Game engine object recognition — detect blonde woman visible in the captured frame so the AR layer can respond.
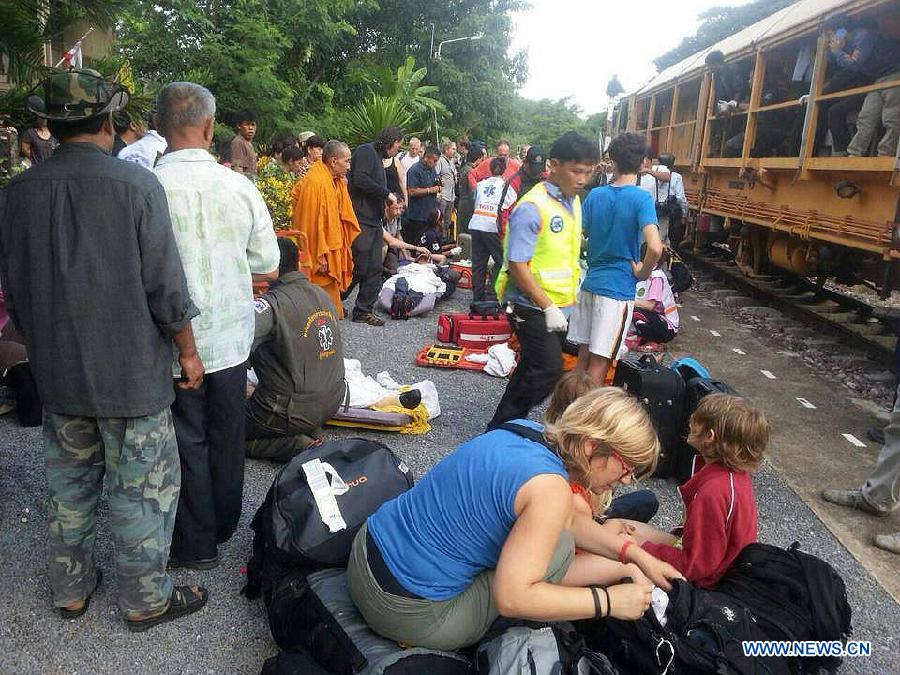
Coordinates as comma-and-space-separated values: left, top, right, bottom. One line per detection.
347, 387, 685, 651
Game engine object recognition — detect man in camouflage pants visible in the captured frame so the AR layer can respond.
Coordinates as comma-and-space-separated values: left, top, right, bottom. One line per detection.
0, 69, 209, 630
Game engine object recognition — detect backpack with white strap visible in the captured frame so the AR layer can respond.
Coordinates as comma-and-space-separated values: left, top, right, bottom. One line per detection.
244, 438, 414, 602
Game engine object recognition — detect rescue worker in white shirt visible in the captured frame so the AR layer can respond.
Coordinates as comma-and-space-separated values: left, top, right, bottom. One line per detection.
638, 153, 688, 246
470, 157, 516, 302
486, 132, 600, 430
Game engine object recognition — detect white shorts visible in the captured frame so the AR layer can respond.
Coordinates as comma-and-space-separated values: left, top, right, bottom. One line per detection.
567, 291, 634, 360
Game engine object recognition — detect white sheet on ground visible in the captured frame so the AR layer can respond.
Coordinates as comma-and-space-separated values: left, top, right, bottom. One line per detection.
381, 262, 447, 296
344, 359, 441, 419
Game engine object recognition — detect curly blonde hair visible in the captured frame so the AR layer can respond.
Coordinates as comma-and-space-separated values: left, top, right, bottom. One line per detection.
544, 387, 660, 512
690, 394, 769, 472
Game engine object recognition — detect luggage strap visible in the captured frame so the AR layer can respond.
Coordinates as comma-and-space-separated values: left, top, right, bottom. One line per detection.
498, 422, 559, 457
301, 458, 350, 533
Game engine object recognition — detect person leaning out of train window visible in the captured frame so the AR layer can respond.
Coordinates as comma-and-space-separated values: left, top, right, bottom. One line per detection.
705, 50, 750, 116
810, 15, 898, 156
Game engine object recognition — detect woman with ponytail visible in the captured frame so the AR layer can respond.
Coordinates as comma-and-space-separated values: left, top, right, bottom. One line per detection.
347, 387, 685, 651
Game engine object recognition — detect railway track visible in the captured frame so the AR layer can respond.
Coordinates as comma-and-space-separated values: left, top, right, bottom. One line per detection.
680, 248, 897, 366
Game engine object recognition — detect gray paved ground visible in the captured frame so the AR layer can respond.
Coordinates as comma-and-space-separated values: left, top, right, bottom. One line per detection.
1, 286, 898, 674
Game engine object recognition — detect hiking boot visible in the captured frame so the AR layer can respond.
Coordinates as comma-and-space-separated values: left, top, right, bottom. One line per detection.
352, 312, 385, 327
821, 488, 888, 516
873, 532, 900, 554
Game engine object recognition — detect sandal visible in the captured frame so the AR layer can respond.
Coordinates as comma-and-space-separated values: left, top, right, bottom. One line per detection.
125, 585, 208, 633
59, 569, 103, 620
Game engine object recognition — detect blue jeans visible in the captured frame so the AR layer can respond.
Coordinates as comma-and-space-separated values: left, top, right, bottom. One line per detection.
606, 489, 659, 523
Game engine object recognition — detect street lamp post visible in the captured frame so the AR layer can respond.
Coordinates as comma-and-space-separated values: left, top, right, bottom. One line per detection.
428, 25, 484, 142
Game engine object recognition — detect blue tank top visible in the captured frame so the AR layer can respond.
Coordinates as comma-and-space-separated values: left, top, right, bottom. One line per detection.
368, 420, 568, 600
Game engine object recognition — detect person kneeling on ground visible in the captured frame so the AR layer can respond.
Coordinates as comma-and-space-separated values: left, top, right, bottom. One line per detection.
416, 208, 462, 265
545, 371, 659, 528
624, 395, 769, 588
631, 246, 679, 344
347, 387, 684, 651
246, 238, 346, 462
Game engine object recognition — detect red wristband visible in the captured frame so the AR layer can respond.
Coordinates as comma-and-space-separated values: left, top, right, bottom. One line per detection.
619, 540, 634, 564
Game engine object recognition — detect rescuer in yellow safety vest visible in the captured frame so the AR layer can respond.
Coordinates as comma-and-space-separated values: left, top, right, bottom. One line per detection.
486, 131, 600, 430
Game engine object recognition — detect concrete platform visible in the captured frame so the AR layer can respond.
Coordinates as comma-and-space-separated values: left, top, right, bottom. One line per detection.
674, 287, 900, 602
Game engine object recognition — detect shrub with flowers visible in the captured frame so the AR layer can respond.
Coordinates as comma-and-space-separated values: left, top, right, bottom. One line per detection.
256, 156, 295, 230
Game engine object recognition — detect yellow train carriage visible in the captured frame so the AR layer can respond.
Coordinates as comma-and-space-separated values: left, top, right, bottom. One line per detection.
618, 0, 900, 294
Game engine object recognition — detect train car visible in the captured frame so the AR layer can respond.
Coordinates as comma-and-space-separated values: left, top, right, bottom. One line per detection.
619, 0, 900, 296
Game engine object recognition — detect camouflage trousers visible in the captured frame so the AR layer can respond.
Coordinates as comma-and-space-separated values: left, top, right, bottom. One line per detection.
43, 408, 180, 617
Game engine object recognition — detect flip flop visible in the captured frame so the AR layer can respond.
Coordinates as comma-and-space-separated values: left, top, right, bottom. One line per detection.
125, 585, 208, 633
59, 569, 103, 619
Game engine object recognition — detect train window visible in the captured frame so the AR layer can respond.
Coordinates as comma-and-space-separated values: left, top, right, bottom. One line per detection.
810, 5, 900, 159
635, 98, 650, 132
704, 55, 755, 160
675, 78, 701, 124
652, 90, 674, 129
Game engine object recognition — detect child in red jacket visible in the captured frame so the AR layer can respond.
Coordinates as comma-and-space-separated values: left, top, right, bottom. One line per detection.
626, 394, 770, 588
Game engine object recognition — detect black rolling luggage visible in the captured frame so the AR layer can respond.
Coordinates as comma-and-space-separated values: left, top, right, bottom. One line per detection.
613, 355, 685, 479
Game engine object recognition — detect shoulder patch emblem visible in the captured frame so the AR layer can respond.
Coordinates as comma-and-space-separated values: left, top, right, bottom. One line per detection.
549, 215, 564, 233
253, 298, 271, 314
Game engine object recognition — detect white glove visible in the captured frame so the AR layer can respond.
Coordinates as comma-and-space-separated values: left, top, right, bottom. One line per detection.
727, 100, 738, 109
450, 246, 462, 257
716, 100, 730, 115
542, 304, 568, 332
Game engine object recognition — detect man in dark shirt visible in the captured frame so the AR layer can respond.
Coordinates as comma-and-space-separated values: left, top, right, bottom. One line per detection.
0, 69, 208, 630
404, 145, 441, 246
348, 126, 402, 326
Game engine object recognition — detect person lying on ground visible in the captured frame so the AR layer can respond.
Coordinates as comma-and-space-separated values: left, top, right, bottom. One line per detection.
247, 238, 346, 462
347, 387, 684, 651
631, 246, 679, 344
624, 394, 769, 588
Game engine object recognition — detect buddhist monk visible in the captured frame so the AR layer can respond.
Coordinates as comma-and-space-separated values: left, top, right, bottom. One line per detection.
291, 140, 360, 317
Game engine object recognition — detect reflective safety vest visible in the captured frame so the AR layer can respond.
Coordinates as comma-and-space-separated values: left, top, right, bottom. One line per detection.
495, 182, 582, 308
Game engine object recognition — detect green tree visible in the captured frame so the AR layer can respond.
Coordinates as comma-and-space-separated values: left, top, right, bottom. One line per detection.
0, 0, 127, 84
654, 0, 796, 71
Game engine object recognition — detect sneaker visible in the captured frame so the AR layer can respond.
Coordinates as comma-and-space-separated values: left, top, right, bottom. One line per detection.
352, 312, 385, 327
821, 488, 888, 516
873, 532, 900, 554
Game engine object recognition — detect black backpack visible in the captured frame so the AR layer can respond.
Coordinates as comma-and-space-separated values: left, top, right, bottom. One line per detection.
580, 579, 791, 675
474, 618, 619, 674
667, 249, 693, 294
245, 438, 414, 601
268, 568, 472, 674
714, 542, 853, 674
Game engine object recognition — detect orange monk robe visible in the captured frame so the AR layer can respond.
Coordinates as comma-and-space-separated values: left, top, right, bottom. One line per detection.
291, 160, 361, 318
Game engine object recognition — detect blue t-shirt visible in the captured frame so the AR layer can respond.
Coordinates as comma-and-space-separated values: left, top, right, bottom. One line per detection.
581, 184, 657, 301
406, 161, 438, 221
368, 420, 568, 600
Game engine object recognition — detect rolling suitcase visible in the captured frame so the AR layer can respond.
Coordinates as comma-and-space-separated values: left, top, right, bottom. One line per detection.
613, 355, 685, 479
671, 377, 738, 483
